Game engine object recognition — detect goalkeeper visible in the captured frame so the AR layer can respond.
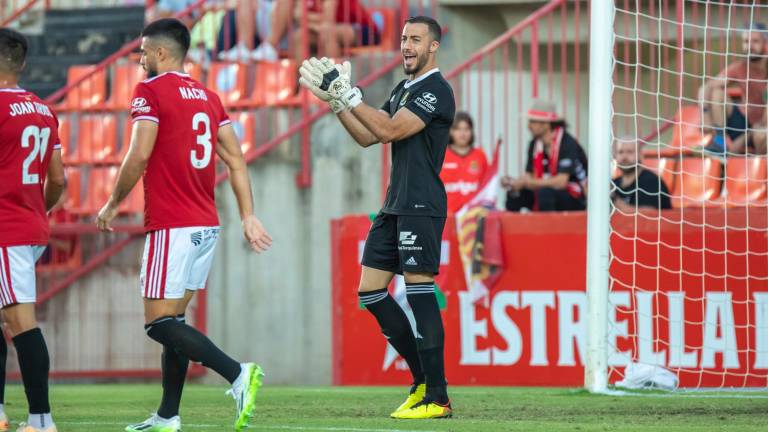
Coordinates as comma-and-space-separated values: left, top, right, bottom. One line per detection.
299, 16, 455, 419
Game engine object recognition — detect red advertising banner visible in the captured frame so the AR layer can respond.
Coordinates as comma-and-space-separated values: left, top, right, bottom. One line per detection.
331, 209, 768, 387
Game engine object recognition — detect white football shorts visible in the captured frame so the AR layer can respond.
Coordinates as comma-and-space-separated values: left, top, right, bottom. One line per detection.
140, 226, 220, 299
0, 245, 46, 307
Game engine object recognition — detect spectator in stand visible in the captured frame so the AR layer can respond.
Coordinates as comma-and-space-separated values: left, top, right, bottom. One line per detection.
146, 0, 196, 26
502, 100, 588, 212
221, 0, 380, 62
700, 23, 768, 155
440, 112, 489, 213
218, 0, 277, 61
612, 138, 672, 212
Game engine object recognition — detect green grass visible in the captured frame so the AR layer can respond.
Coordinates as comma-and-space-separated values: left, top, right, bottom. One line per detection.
3, 384, 767, 432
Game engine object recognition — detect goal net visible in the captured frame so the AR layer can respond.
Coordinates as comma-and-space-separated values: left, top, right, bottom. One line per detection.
601, 0, 768, 390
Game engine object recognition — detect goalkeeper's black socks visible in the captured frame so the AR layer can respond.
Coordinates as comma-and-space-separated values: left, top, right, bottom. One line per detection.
13, 328, 51, 414
359, 288, 425, 385
157, 314, 190, 419
145, 316, 241, 384
405, 282, 449, 404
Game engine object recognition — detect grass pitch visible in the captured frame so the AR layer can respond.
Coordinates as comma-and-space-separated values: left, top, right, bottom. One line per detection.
3, 384, 767, 432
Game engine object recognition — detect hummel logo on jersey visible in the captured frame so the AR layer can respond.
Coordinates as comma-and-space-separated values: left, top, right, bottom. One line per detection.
191, 231, 202, 246
399, 231, 417, 245
405, 256, 418, 266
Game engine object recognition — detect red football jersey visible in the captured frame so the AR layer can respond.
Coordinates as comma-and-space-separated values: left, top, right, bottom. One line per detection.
0, 88, 61, 247
130, 71, 230, 232
440, 146, 488, 213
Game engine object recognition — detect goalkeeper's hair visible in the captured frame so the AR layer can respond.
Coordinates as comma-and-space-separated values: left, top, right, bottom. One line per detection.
142, 18, 190, 60
405, 16, 442, 43
449, 111, 475, 147
0, 28, 27, 75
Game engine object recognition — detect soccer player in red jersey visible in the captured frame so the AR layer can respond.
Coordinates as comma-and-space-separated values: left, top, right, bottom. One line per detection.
0, 28, 66, 432
95, 19, 272, 432
440, 112, 488, 213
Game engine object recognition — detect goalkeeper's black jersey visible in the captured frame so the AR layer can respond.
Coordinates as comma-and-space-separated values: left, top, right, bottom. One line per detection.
379, 69, 456, 217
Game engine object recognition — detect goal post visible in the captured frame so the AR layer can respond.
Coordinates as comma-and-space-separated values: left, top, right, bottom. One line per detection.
585, 1, 615, 394
586, 1, 768, 392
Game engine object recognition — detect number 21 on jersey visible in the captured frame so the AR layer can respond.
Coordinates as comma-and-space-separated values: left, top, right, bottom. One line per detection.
21, 125, 51, 185
191, 112, 212, 169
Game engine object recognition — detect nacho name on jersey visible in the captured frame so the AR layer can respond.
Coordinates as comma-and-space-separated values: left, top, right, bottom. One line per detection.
131, 86, 208, 114
9, 100, 53, 118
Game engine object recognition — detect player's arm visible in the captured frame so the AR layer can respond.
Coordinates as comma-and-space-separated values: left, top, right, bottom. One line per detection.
216, 124, 272, 253
336, 109, 382, 147
349, 104, 426, 143
44, 149, 66, 211
96, 121, 157, 231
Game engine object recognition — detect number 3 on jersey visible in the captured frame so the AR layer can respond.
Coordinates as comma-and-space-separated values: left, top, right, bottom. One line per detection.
191, 112, 212, 169
21, 125, 51, 185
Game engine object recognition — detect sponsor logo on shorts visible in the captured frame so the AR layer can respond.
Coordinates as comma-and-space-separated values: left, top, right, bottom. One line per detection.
399, 231, 422, 251
191, 228, 219, 246
399, 231, 417, 245
191, 231, 203, 246
405, 256, 418, 266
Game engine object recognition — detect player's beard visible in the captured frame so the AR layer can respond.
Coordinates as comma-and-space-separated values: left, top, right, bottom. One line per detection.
145, 59, 159, 78
404, 51, 428, 75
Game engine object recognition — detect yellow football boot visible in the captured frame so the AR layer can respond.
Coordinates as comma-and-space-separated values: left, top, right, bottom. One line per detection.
390, 384, 426, 416
0, 411, 8, 432
391, 398, 452, 419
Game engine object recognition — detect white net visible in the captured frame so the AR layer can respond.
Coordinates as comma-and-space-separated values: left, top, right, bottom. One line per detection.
609, 0, 768, 389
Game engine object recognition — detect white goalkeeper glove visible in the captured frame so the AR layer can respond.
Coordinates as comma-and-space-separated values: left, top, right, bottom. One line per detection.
331, 60, 362, 110
298, 57, 352, 113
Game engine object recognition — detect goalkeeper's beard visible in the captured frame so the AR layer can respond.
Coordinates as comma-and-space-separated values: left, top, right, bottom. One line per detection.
404, 52, 429, 76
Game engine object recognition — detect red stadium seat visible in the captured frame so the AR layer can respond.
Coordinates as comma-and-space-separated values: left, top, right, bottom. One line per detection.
668, 105, 712, 152
75, 114, 119, 163
231, 111, 256, 155
713, 156, 768, 206
62, 167, 82, 212
76, 167, 115, 214
185, 62, 204, 82
60, 65, 107, 110
250, 60, 298, 106
57, 115, 72, 162
107, 63, 145, 110
207, 62, 248, 105
641, 157, 676, 191
672, 157, 722, 207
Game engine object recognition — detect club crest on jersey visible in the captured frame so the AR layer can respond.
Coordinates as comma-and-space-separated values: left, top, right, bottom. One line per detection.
399, 91, 409, 106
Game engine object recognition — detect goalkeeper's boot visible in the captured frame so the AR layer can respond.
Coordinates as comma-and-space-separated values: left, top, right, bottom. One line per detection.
390, 383, 426, 416
15, 425, 57, 432
0, 411, 9, 431
227, 363, 264, 431
125, 413, 181, 432
391, 397, 452, 419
